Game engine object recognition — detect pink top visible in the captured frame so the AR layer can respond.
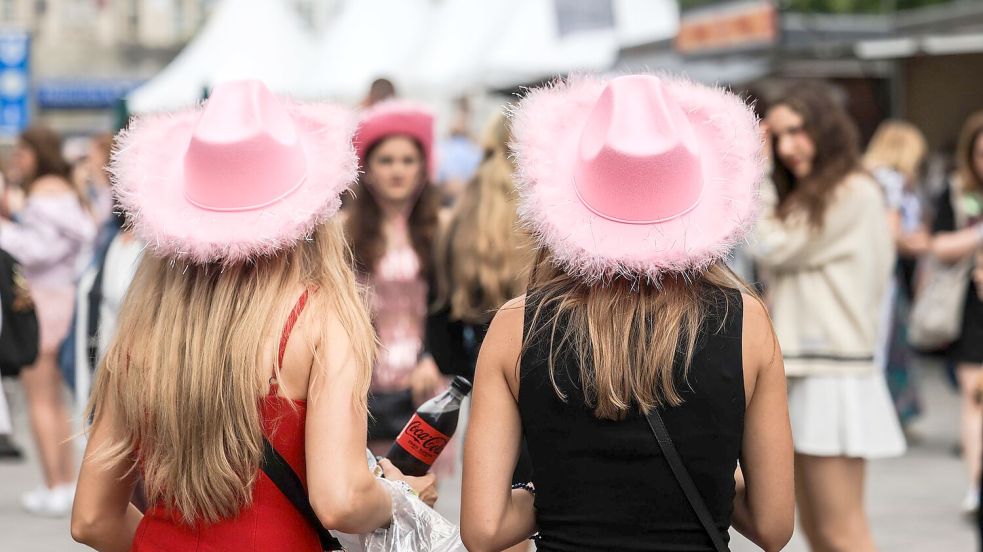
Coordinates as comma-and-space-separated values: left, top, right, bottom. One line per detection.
1, 194, 96, 288
367, 242, 427, 392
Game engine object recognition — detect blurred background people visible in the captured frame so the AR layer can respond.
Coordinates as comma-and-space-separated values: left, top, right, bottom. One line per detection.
751, 83, 905, 552
928, 110, 983, 513
430, 112, 532, 382
0, 125, 96, 516
435, 97, 482, 207
361, 77, 397, 109
863, 120, 931, 430
69, 210, 143, 423
346, 101, 444, 456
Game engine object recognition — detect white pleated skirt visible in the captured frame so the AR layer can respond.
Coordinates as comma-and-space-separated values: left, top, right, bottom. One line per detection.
787, 371, 906, 459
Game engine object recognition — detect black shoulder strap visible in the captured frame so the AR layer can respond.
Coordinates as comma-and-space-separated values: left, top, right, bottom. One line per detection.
85, 244, 112, 372
644, 409, 729, 552
260, 437, 345, 551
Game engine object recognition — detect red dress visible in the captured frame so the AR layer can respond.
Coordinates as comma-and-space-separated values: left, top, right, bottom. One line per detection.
131, 292, 321, 551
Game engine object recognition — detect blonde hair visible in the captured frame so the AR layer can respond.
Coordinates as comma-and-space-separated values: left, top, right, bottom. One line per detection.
863, 120, 927, 184
436, 113, 533, 322
85, 220, 375, 525
524, 250, 752, 420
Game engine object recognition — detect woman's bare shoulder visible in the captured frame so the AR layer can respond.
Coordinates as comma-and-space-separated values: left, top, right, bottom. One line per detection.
741, 292, 782, 388
30, 176, 74, 196
485, 295, 527, 354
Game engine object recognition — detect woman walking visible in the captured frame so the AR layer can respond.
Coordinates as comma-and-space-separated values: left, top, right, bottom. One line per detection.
461, 74, 794, 552
1, 125, 96, 516
346, 100, 444, 454
753, 83, 905, 551
863, 120, 931, 427
930, 111, 983, 513
71, 81, 435, 551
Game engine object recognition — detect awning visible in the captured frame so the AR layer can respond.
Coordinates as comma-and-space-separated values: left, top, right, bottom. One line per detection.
856, 32, 983, 59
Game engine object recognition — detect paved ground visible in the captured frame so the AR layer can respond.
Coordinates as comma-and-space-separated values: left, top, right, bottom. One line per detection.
0, 361, 976, 551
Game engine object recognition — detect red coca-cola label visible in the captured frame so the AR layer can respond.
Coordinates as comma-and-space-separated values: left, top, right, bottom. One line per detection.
394, 414, 450, 465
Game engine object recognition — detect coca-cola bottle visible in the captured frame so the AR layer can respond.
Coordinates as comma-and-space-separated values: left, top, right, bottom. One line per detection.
386, 376, 472, 476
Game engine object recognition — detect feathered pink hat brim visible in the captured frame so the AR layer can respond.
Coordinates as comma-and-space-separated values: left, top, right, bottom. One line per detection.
111, 101, 357, 265
510, 73, 764, 283
354, 100, 436, 180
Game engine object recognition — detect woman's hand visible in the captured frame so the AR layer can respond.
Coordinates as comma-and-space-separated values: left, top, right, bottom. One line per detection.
409, 355, 442, 407
1, 184, 24, 219
898, 228, 931, 257
378, 458, 439, 507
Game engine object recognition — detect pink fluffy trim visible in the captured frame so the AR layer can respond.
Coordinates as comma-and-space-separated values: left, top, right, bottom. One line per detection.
509, 73, 765, 283
111, 100, 358, 265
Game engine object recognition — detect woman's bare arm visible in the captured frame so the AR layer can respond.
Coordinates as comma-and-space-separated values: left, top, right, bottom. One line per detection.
732, 294, 794, 552
461, 297, 536, 552
72, 401, 143, 551
305, 308, 396, 534
930, 224, 983, 263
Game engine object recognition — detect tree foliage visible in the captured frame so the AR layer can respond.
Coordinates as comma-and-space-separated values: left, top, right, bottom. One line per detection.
679, 0, 955, 13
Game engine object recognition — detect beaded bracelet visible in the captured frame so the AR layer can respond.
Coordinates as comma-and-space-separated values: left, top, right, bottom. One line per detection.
511, 482, 536, 495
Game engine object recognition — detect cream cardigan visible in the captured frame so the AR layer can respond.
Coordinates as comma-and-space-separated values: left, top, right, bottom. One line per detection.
750, 173, 895, 377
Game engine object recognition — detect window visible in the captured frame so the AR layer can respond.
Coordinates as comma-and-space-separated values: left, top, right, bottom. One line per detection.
554, 0, 615, 37
127, 0, 139, 39
1, 0, 14, 20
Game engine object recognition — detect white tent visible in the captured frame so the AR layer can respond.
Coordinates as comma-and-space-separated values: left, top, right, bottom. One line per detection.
483, 0, 678, 89
127, 0, 679, 113
406, 0, 523, 97
127, 0, 318, 113
312, 0, 435, 102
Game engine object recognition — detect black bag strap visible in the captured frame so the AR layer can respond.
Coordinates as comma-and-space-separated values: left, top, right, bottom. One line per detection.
85, 245, 112, 372
644, 409, 729, 552
260, 437, 345, 551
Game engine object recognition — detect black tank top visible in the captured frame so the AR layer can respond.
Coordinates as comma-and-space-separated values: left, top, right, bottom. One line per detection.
519, 285, 745, 551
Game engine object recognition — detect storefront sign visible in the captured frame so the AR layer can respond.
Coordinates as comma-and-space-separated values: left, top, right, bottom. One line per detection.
36, 78, 143, 109
676, 0, 778, 54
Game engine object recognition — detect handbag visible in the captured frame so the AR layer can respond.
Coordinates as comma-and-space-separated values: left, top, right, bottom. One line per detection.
909, 184, 973, 351
644, 408, 729, 552
260, 436, 346, 551
0, 250, 39, 377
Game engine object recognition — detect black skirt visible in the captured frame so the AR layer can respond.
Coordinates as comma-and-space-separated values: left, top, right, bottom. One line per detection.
952, 280, 983, 365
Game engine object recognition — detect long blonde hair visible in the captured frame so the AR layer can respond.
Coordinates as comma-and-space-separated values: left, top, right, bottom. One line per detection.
863, 120, 927, 184
523, 250, 751, 420
437, 113, 533, 322
85, 220, 375, 525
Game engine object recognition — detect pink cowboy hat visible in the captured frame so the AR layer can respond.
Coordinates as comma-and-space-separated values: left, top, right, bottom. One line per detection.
354, 100, 435, 179
112, 80, 357, 264
510, 74, 764, 282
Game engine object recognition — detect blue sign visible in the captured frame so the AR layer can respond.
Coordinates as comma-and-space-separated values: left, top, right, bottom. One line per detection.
0, 30, 30, 138
36, 78, 144, 110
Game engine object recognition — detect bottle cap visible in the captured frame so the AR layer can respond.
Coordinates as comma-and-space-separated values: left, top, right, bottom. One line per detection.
451, 376, 473, 396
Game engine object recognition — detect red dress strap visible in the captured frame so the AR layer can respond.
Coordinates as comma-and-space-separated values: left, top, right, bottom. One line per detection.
278, 289, 310, 368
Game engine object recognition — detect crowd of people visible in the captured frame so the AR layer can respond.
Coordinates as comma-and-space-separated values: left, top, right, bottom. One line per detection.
0, 73, 979, 551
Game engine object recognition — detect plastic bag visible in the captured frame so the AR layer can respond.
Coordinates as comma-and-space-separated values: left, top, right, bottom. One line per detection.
331, 453, 466, 552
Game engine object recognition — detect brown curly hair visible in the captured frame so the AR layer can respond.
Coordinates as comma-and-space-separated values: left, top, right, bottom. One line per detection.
770, 83, 861, 228
19, 125, 72, 185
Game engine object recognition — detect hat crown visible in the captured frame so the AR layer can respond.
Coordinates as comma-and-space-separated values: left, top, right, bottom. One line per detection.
574, 75, 704, 224
183, 80, 307, 212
